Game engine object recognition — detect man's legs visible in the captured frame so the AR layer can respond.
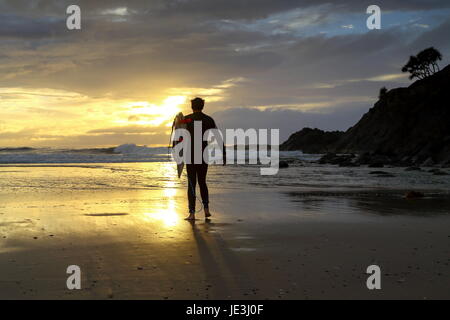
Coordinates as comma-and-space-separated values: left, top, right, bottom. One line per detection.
196, 164, 211, 218
186, 164, 197, 214
196, 164, 209, 209
186, 164, 210, 219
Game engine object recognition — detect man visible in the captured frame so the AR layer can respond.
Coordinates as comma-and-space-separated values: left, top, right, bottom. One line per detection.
183, 97, 225, 220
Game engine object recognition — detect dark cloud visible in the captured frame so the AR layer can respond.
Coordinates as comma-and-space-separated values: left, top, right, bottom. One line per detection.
410, 19, 450, 55
2, 0, 449, 19
153, 0, 450, 21
0, 14, 64, 39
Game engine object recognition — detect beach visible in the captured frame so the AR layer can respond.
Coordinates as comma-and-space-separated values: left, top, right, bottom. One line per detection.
2, 0, 450, 303
0, 161, 449, 299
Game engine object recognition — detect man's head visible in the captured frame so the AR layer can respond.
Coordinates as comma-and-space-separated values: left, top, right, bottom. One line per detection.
191, 97, 205, 111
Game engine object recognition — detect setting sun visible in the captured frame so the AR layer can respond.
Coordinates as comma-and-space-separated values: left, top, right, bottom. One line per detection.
127, 96, 186, 127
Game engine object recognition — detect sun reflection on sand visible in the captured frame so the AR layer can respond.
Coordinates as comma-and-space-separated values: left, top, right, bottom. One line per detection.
143, 206, 179, 227
163, 188, 177, 198
141, 166, 183, 228
144, 194, 180, 227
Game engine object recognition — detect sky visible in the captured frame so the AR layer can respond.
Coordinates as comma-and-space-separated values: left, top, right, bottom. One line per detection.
0, 0, 449, 148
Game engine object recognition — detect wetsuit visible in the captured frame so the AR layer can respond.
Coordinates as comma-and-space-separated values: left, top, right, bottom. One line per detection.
183, 112, 224, 213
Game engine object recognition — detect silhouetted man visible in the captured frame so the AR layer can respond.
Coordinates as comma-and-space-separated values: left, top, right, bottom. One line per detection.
184, 97, 225, 220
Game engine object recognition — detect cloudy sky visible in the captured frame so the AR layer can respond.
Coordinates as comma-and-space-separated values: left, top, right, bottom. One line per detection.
1, 0, 449, 148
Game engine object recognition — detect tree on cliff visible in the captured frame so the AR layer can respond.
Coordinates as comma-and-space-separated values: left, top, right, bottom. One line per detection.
401, 47, 442, 80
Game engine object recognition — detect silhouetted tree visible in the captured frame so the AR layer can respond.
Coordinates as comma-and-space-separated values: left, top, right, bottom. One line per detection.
378, 86, 388, 99
402, 47, 442, 80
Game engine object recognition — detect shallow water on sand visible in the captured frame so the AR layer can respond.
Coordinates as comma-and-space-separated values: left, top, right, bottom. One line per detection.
1, 162, 449, 223
1, 161, 449, 192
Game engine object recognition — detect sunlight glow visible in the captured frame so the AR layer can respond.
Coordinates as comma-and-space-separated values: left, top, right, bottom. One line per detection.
143, 207, 179, 227
127, 95, 186, 126
141, 165, 181, 228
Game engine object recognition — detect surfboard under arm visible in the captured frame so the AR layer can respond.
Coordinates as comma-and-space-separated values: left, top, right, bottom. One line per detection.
171, 112, 186, 178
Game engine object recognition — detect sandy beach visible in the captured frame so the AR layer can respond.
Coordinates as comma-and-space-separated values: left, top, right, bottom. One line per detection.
0, 163, 449, 299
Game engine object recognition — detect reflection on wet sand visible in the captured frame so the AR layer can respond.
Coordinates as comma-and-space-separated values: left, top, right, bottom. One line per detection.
85, 213, 129, 217
141, 169, 182, 228
285, 190, 450, 217
142, 206, 180, 228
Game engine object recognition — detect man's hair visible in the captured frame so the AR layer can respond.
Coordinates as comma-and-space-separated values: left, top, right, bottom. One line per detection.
191, 97, 205, 111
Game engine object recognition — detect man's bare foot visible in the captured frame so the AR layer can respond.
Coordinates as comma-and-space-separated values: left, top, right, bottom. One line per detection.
185, 213, 196, 221
204, 208, 211, 218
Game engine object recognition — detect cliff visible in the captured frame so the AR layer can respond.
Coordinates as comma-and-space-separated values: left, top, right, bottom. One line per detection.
281, 64, 450, 166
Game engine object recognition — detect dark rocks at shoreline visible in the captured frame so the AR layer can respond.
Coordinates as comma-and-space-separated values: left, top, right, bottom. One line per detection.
279, 161, 289, 168
368, 162, 384, 168
318, 153, 337, 164
317, 150, 450, 168
369, 171, 389, 175
318, 153, 358, 167
318, 152, 394, 167
405, 191, 425, 199
317, 153, 450, 179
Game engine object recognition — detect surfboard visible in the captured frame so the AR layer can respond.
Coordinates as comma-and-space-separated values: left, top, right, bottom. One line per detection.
171, 112, 186, 178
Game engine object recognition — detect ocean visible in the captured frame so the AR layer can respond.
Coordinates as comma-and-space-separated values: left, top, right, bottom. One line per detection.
1, 144, 449, 194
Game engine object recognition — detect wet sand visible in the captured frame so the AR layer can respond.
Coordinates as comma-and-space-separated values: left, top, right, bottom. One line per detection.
0, 165, 449, 299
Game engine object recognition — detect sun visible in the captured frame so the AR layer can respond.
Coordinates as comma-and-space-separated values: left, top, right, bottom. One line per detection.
127, 95, 186, 126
